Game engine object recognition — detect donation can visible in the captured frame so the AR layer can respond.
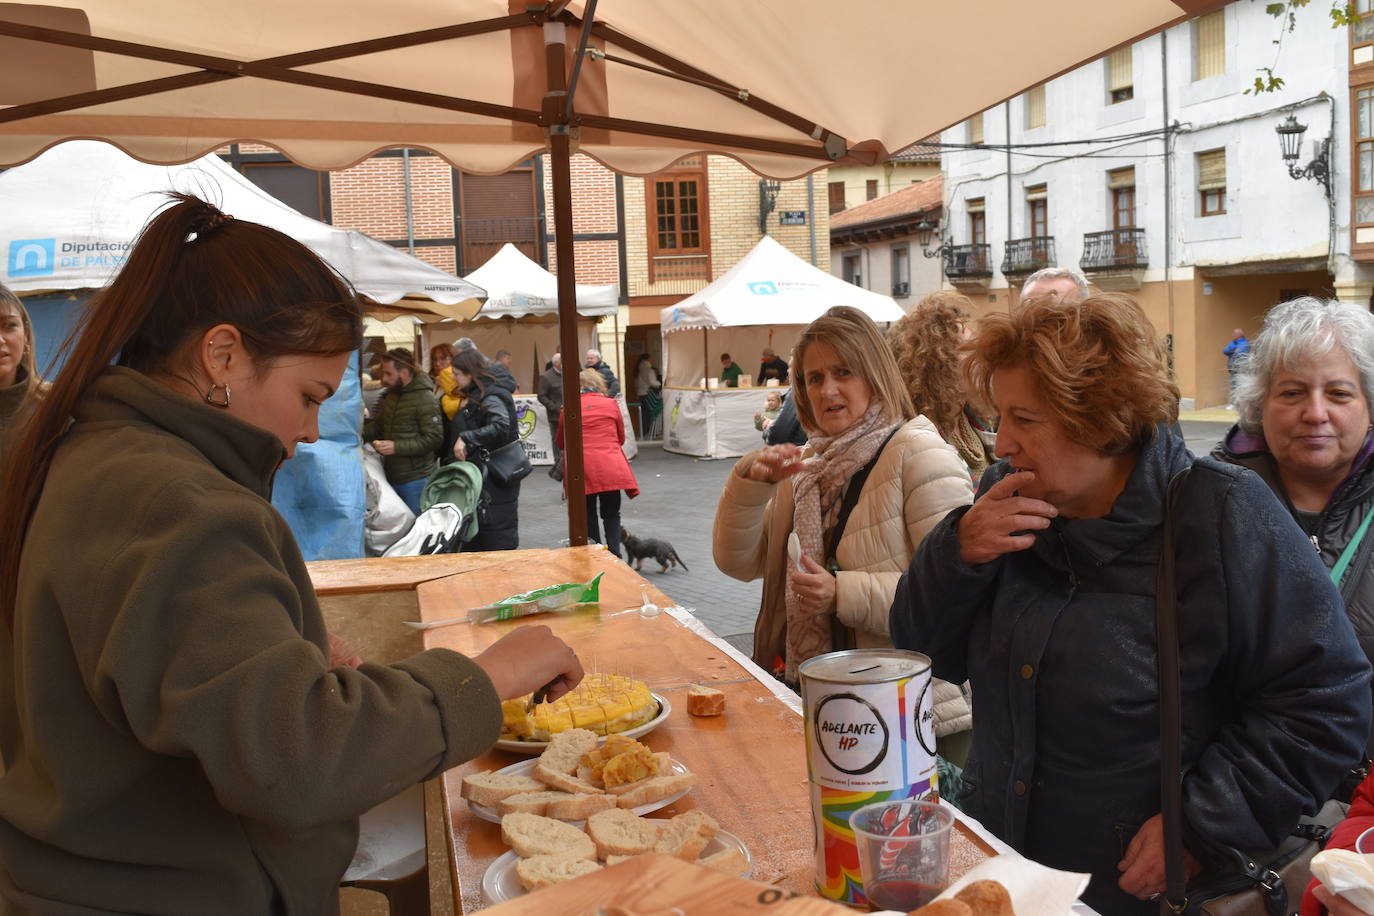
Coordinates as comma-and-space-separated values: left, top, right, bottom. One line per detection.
798, 649, 938, 905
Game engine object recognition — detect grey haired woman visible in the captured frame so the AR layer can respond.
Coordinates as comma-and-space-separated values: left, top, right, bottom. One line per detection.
1213, 295, 1374, 769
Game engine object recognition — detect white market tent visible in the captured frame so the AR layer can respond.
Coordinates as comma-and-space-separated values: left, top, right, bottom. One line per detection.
660, 234, 903, 387
656, 236, 903, 459
421, 242, 616, 392
0, 0, 1222, 542
0, 141, 486, 320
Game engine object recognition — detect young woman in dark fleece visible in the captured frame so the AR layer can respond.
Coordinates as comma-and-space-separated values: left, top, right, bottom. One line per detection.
0, 194, 583, 915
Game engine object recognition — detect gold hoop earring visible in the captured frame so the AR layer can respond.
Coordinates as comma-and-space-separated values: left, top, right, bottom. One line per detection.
204, 384, 231, 408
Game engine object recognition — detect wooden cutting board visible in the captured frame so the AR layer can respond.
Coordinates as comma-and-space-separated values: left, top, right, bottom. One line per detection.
480, 854, 856, 916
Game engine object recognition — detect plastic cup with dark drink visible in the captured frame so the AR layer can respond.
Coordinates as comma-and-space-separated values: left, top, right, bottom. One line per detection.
850, 800, 955, 911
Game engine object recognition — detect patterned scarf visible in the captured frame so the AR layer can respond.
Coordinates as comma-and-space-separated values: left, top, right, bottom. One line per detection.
785, 401, 899, 681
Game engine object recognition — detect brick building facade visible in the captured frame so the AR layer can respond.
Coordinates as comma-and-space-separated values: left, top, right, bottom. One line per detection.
221, 145, 829, 387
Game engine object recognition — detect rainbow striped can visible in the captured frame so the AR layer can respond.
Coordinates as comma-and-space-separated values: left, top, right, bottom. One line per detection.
798, 649, 938, 906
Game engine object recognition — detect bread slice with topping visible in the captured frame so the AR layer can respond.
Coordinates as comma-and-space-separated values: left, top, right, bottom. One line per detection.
501, 812, 596, 860
461, 772, 547, 807
587, 808, 662, 858
514, 854, 603, 891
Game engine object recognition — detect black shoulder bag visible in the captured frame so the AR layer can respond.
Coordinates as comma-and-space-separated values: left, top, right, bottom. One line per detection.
1157, 468, 1344, 916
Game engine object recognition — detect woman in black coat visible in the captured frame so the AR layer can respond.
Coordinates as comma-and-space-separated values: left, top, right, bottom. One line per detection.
449, 348, 520, 550
890, 293, 1371, 916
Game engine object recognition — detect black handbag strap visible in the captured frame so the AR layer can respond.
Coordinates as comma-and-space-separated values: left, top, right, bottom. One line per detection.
1157, 467, 1191, 914
824, 426, 901, 564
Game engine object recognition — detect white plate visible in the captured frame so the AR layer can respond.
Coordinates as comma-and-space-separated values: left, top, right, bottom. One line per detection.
468, 757, 693, 825
493, 693, 671, 754
481, 829, 751, 905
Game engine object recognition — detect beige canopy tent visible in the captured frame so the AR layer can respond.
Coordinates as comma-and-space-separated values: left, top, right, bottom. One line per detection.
0, 0, 1222, 541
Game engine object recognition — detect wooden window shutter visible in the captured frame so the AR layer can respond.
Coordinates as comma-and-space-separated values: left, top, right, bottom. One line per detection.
1195, 11, 1225, 80
1026, 86, 1046, 129
966, 197, 986, 214
1108, 48, 1133, 92
828, 181, 846, 213
1107, 167, 1136, 190
969, 113, 984, 145
1197, 150, 1226, 191
1025, 184, 1048, 202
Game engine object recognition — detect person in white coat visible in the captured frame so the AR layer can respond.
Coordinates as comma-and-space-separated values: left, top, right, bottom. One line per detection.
713, 306, 976, 762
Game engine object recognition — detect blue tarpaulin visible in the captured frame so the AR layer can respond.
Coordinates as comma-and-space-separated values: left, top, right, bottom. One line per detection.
271, 358, 365, 561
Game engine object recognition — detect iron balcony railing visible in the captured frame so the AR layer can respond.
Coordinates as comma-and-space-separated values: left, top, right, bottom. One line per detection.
942, 243, 992, 279
1080, 228, 1148, 271
1001, 237, 1056, 275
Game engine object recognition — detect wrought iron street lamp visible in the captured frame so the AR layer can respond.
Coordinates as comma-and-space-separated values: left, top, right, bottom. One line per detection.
914, 217, 945, 258
1275, 114, 1332, 202
758, 179, 781, 233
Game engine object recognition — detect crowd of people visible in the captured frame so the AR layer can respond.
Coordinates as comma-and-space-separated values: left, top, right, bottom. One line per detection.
713, 268, 1374, 916
3, 193, 1374, 916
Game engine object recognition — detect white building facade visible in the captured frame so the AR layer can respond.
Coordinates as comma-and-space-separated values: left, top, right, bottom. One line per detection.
935, 1, 1372, 408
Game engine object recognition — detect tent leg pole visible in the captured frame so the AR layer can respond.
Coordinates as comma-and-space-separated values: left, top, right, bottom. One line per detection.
549, 137, 588, 545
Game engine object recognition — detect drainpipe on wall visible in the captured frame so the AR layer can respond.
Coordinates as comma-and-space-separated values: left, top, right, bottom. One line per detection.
807, 174, 818, 265
1162, 32, 1174, 358
1005, 104, 1013, 303
402, 148, 416, 255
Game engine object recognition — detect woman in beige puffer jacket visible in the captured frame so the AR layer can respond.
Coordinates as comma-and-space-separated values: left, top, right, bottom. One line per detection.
713, 307, 977, 765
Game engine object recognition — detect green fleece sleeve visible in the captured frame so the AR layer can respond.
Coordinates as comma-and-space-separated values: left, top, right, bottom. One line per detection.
68, 478, 501, 828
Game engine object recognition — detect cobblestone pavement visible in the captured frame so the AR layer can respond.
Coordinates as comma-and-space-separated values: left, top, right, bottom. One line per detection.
514, 418, 1235, 654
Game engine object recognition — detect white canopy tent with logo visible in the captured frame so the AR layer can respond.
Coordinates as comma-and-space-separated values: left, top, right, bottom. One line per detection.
0, 140, 487, 320
659, 235, 903, 459
419, 242, 635, 464
0, 0, 1222, 545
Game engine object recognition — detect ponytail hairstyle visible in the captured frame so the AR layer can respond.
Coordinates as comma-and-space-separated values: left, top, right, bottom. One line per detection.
0, 193, 363, 629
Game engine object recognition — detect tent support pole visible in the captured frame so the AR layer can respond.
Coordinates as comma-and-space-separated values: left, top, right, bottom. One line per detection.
548, 28, 589, 547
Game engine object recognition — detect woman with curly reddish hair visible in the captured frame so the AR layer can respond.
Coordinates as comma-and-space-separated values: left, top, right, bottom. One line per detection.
889, 292, 1370, 916
887, 291, 995, 481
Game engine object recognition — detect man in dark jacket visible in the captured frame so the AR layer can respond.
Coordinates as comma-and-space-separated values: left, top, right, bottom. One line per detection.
489, 349, 518, 395
758, 347, 789, 384
537, 354, 564, 480
891, 427, 1371, 915
363, 348, 443, 516
585, 349, 620, 398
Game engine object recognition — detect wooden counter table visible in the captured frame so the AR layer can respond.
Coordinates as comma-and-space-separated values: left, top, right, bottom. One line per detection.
415, 545, 997, 912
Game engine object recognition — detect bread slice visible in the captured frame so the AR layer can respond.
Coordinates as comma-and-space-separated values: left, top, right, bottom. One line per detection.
514, 854, 603, 891
538, 728, 599, 776
497, 790, 577, 816
460, 771, 547, 807
500, 812, 596, 860
545, 791, 617, 820
605, 853, 640, 866
698, 845, 749, 877
587, 808, 662, 858
653, 810, 718, 861
614, 772, 697, 808
535, 763, 605, 795
686, 684, 726, 717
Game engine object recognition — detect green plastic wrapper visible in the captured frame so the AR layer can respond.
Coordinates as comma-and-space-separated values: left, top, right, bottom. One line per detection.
467, 572, 605, 624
